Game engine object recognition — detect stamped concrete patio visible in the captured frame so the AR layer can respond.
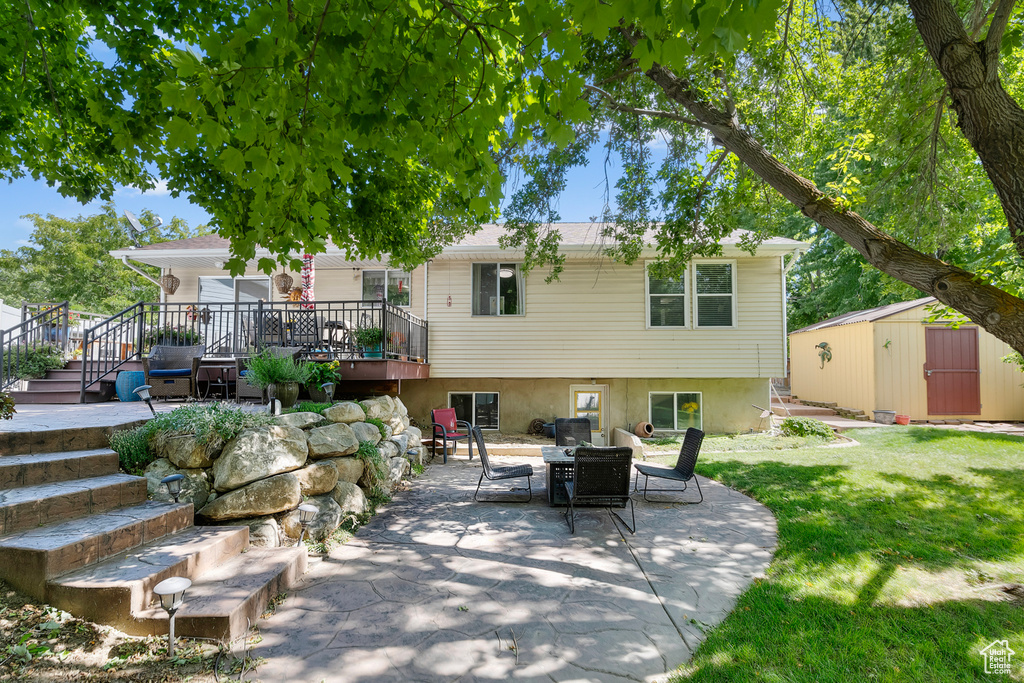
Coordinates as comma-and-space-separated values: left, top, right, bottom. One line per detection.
246, 456, 777, 683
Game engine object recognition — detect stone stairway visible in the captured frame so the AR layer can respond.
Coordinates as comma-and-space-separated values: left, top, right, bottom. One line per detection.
0, 426, 306, 642
7, 359, 135, 404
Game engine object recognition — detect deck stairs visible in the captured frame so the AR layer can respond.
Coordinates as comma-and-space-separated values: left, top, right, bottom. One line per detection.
771, 395, 872, 420
0, 424, 306, 642
6, 359, 133, 405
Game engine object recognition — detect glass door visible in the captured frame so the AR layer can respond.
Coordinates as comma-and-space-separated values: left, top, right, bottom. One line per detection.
569, 384, 608, 445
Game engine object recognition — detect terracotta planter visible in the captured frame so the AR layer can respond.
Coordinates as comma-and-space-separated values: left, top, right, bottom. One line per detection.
269, 382, 300, 409
635, 422, 654, 438
894, 414, 910, 425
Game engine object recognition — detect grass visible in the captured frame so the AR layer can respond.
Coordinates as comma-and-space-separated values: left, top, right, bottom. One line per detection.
644, 432, 831, 454
661, 426, 1024, 682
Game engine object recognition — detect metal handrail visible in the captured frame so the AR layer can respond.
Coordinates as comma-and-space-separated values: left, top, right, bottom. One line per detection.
1, 302, 69, 392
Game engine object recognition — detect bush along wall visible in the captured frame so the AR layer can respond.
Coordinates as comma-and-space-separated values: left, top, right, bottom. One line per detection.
127, 395, 422, 548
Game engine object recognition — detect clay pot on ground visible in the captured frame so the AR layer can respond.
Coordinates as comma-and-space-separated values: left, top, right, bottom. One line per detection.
269, 381, 300, 409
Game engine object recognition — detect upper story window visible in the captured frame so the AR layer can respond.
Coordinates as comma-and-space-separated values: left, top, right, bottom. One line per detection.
646, 264, 688, 328
362, 269, 411, 307
694, 261, 736, 328
472, 263, 524, 316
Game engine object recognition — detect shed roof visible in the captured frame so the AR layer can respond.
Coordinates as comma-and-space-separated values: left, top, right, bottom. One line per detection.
790, 296, 936, 334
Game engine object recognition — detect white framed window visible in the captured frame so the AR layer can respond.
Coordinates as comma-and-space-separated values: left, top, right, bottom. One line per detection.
649, 392, 703, 431
362, 269, 412, 307
693, 261, 736, 328
646, 262, 688, 328
449, 391, 500, 430
472, 263, 524, 316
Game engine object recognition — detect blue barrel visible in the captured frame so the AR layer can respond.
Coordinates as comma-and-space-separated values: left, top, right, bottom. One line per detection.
115, 371, 146, 402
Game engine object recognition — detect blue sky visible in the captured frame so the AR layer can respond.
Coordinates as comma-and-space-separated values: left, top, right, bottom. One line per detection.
0, 138, 665, 252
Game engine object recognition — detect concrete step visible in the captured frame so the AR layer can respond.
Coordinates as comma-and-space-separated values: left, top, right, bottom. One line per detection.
771, 403, 836, 417
0, 473, 148, 536
0, 500, 192, 599
135, 547, 308, 642
0, 448, 119, 487
0, 423, 147, 457
47, 526, 250, 636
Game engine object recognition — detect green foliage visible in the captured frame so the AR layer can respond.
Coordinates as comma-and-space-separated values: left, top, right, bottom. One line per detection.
290, 401, 332, 415
2, 343, 66, 380
244, 349, 311, 390
355, 440, 390, 502
352, 327, 383, 349
142, 325, 203, 347
305, 360, 341, 390
109, 403, 275, 474
780, 417, 835, 440
0, 392, 14, 420
365, 417, 387, 438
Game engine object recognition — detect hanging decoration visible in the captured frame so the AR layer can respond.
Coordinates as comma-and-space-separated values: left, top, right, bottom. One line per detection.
300, 254, 316, 310
274, 272, 294, 294
160, 270, 180, 295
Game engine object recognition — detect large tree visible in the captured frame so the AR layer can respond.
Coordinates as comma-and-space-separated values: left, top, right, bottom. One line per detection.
4, 0, 1024, 347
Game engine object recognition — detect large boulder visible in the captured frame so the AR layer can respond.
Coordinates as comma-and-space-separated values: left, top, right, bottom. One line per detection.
276, 412, 324, 430
389, 433, 409, 454
278, 495, 343, 543
329, 480, 367, 514
293, 461, 339, 496
144, 459, 210, 510
405, 425, 423, 450
387, 456, 410, 490
393, 396, 409, 417
350, 422, 382, 445
387, 416, 405, 436
306, 423, 359, 459
151, 432, 225, 469
327, 456, 364, 484
232, 516, 282, 548
359, 398, 390, 421
212, 426, 308, 491
198, 473, 302, 521
323, 402, 366, 424
378, 440, 399, 460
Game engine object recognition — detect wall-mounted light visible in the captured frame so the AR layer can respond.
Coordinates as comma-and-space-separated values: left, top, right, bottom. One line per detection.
499, 267, 514, 279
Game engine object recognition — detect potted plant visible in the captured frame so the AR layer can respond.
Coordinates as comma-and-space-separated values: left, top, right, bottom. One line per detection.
354, 326, 383, 358
244, 349, 311, 408
144, 325, 202, 347
305, 360, 341, 402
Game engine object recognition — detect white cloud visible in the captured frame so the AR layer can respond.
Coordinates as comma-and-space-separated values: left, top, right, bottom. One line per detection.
116, 179, 170, 197
148, 179, 171, 196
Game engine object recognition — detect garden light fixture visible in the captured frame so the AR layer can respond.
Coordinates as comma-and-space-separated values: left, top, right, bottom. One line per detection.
134, 384, 156, 416
297, 503, 318, 546
153, 576, 191, 657
320, 381, 335, 403
161, 473, 185, 503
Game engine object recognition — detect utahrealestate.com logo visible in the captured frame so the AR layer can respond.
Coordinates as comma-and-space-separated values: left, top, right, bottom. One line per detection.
980, 640, 1015, 675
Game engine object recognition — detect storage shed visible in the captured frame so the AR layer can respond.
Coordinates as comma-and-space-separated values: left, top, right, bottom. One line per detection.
789, 297, 1024, 421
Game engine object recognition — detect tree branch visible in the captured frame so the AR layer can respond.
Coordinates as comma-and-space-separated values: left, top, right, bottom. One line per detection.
983, 0, 1015, 79
301, 0, 332, 126
584, 84, 709, 129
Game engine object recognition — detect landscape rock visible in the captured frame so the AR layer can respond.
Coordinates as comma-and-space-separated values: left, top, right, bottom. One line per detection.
388, 416, 405, 435
151, 432, 225, 469
350, 421, 382, 445
389, 433, 409, 454
293, 461, 339, 496
378, 440, 399, 460
387, 456, 410, 489
144, 459, 210, 510
405, 425, 423, 449
213, 426, 308, 491
279, 495, 343, 542
323, 402, 366, 424
276, 412, 324, 430
329, 480, 367, 514
306, 423, 359, 459
401, 415, 411, 430
359, 398, 389, 421
393, 396, 408, 417
198, 473, 302, 521
232, 516, 281, 548
327, 456, 364, 484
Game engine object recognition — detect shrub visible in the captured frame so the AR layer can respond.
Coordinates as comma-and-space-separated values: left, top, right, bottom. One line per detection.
1, 343, 66, 380
289, 401, 332, 415
244, 349, 311, 389
780, 416, 834, 440
108, 403, 276, 474
305, 360, 341, 390
365, 417, 386, 438
0, 392, 15, 420
143, 325, 202, 347
355, 440, 390, 502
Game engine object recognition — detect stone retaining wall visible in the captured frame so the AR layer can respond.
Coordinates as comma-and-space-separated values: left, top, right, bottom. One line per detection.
143, 395, 423, 547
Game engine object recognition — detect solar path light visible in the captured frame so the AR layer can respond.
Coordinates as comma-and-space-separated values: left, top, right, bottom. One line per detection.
296, 503, 318, 546
134, 384, 157, 417
161, 473, 185, 503
153, 576, 191, 657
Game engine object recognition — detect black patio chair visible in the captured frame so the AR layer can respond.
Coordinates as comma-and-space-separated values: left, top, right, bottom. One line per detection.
564, 446, 635, 534
632, 427, 705, 503
471, 426, 533, 502
555, 417, 592, 446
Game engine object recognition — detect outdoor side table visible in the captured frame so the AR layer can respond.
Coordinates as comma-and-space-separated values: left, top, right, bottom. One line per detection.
541, 445, 575, 506
115, 371, 146, 402
200, 363, 235, 401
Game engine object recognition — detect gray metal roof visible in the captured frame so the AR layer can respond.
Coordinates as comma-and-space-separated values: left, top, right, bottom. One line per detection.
790, 296, 936, 334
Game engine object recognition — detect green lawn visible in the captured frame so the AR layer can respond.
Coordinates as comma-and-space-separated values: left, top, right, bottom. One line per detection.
658, 427, 1024, 682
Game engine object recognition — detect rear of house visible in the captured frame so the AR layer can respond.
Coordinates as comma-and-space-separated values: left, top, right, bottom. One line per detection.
790, 297, 1024, 422
113, 224, 807, 437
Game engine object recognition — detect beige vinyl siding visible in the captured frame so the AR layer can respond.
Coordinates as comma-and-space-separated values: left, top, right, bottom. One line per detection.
790, 322, 875, 413
425, 256, 785, 378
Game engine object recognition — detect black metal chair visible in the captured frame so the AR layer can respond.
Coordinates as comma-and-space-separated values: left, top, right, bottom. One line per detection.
564, 446, 635, 534
256, 310, 286, 348
555, 417, 592, 446
633, 427, 705, 503
471, 426, 533, 502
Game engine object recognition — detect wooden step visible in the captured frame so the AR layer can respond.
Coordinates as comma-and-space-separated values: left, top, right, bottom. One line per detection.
47, 526, 250, 636
26, 379, 89, 392
0, 501, 193, 599
8, 385, 114, 404
0, 448, 118, 487
0, 473, 147, 536
135, 547, 308, 641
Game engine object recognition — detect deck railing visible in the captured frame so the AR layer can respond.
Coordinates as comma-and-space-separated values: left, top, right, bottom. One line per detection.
77, 300, 428, 400
1, 302, 69, 392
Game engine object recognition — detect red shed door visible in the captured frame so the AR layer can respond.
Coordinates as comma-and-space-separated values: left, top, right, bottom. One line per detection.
924, 327, 980, 415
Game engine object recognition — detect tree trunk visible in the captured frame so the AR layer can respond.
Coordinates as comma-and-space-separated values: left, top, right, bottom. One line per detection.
640, 61, 1024, 354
